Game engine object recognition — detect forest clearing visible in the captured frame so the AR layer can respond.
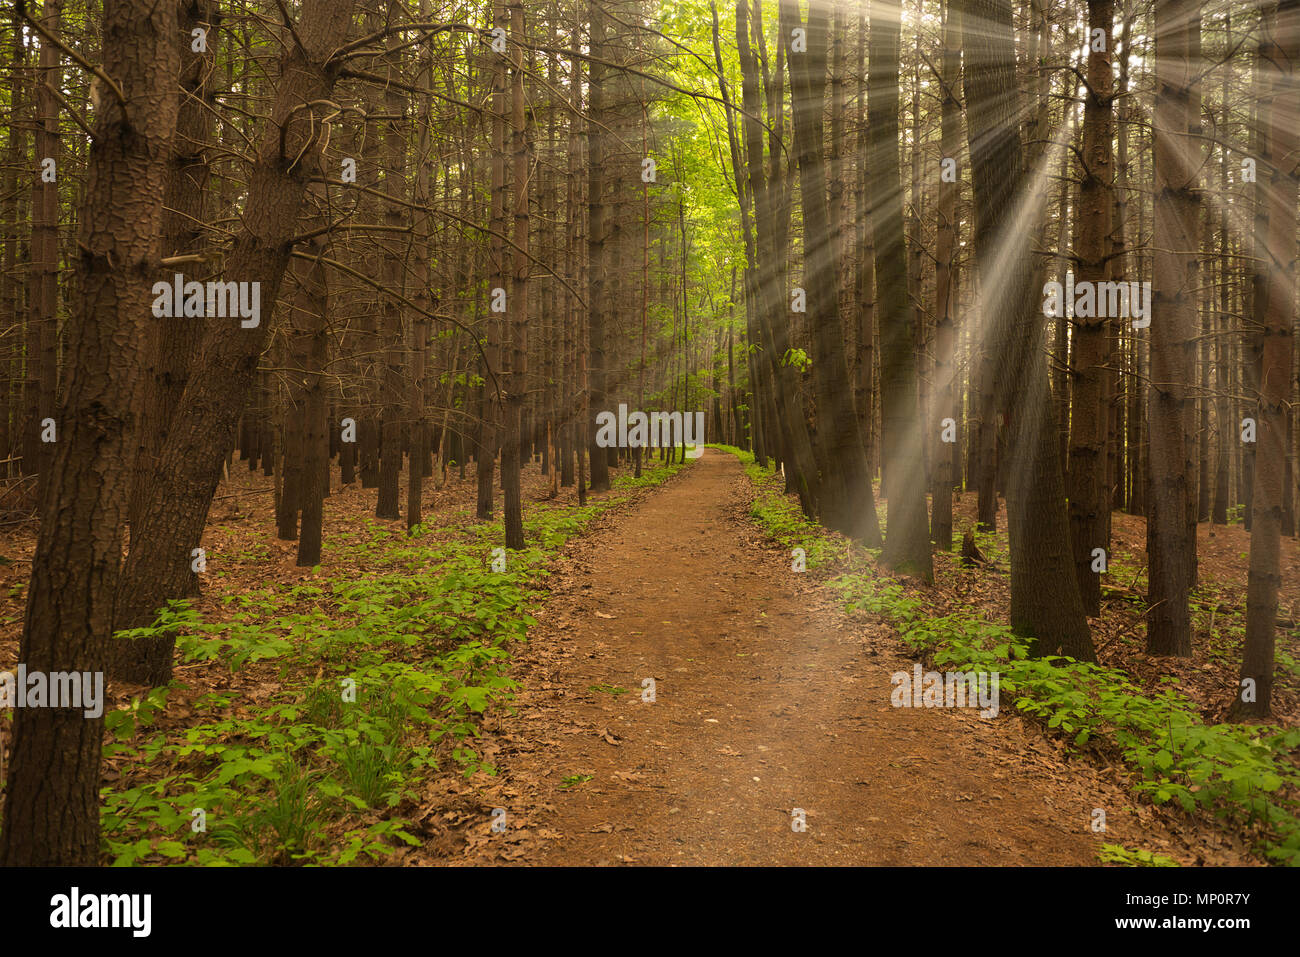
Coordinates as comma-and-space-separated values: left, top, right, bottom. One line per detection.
0, 0, 1295, 935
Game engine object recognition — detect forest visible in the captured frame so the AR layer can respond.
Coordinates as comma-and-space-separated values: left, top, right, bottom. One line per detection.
0, 0, 1296, 884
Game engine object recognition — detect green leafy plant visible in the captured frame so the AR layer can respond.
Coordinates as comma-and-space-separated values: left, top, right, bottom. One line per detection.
714, 444, 1300, 867
1099, 843, 1180, 867
97, 458, 687, 866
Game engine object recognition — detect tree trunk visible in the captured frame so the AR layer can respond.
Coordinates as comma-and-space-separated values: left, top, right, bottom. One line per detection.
1146, 0, 1201, 657
1, 7, 26, 479
293, 189, 329, 567
869, 0, 932, 576
1235, 0, 1299, 717
110, 0, 359, 686
1065, 0, 1115, 616
961, 0, 1096, 661
586, 0, 610, 493
376, 25, 407, 522
782, 0, 882, 546
25, 0, 61, 494
930, 0, 962, 553
737, 0, 820, 513
130, 0, 215, 540
502, 0, 528, 551
0, 0, 180, 865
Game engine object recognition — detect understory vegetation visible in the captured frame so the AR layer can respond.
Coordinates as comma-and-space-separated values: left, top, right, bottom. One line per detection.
715, 444, 1300, 867
97, 461, 686, 866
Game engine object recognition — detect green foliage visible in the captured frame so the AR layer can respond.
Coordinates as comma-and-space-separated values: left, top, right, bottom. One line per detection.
841, 571, 1300, 865
716, 445, 1300, 867
210, 756, 327, 865
613, 458, 690, 488
969, 527, 1008, 567
781, 347, 812, 372
1098, 843, 1181, 867
98, 464, 685, 866
709, 445, 844, 570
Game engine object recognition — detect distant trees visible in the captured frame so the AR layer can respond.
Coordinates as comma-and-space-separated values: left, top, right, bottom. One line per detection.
723, 0, 1295, 693
730, 0, 820, 516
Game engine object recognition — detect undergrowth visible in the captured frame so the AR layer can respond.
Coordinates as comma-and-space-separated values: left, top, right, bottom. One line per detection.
715, 445, 1300, 867
94, 459, 688, 866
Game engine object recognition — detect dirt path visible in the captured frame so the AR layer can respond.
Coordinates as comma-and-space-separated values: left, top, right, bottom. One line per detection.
455, 450, 1229, 866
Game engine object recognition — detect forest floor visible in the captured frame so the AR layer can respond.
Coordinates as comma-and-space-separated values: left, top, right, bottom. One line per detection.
0, 448, 1292, 865
413, 450, 1275, 866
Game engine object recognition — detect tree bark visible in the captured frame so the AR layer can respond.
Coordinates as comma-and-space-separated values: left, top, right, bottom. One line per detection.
782, 0, 882, 547
1065, 0, 1115, 616
0, 0, 180, 865
130, 0, 215, 541
961, 0, 1096, 661
25, 0, 61, 495
110, 0, 359, 686
1146, 0, 1202, 657
930, 0, 962, 553
1235, 0, 1299, 717
869, 0, 931, 576
586, 0, 610, 493
502, 0, 528, 551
